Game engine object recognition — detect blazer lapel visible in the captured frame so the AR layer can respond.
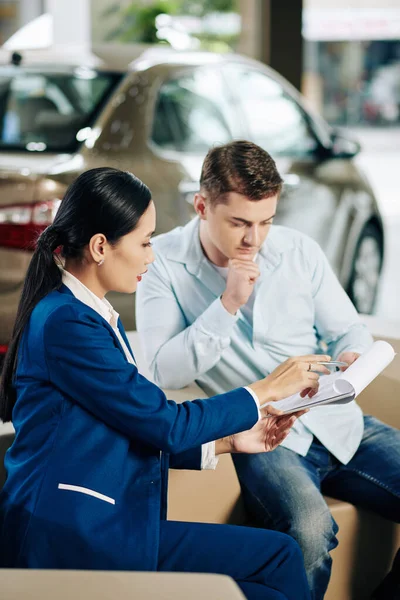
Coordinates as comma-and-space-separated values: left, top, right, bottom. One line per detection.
59, 283, 137, 366
117, 320, 137, 364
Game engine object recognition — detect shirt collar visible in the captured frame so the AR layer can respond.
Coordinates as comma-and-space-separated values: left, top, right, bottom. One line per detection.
61, 269, 120, 329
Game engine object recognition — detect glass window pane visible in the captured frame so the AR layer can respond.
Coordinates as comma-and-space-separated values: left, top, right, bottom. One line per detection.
152, 67, 237, 153
307, 40, 400, 127
0, 67, 121, 152
225, 66, 318, 157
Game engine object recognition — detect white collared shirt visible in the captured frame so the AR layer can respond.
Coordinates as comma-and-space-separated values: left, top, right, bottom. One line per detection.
136, 217, 373, 465
62, 270, 260, 469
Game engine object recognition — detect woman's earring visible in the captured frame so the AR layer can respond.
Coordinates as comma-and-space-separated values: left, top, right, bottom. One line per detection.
97, 259, 104, 267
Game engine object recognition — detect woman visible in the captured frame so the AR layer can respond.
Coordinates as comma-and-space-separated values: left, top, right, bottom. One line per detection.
0, 168, 327, 599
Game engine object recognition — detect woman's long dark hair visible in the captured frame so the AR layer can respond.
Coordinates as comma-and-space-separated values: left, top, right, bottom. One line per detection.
0, 167, 151, 422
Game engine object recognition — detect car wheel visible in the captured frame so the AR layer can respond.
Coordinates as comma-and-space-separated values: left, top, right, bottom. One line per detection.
347, 222, 384, 314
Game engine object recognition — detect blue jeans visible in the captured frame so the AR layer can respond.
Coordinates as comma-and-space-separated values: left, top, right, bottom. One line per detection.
232, 416, 400, 600
158, 520, 311, 600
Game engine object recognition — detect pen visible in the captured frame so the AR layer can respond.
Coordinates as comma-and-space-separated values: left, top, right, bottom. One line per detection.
317, 361, 348, 368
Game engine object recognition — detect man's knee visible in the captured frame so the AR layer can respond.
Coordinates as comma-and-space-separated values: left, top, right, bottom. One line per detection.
293, 510, 338, 570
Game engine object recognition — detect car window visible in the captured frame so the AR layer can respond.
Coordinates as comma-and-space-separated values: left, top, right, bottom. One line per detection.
0, 67, 121, 152
225, 65, 318, 157
151, 67, 238, 153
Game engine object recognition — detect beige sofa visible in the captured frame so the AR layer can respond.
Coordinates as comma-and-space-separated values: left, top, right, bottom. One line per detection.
0, 570, 246, 600
0, 331, 399, 599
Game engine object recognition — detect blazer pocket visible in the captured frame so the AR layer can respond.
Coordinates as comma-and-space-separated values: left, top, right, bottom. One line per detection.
58, 483, 115, 505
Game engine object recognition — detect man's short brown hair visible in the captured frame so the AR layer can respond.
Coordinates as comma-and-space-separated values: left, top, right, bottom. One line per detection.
200, 140, 283, 205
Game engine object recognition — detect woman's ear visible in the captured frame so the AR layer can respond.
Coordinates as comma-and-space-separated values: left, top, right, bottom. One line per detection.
88, 233, 108, 265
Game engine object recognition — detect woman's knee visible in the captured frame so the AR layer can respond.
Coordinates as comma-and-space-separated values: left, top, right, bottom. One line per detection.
281, 532, 306, 565
256, 528, 304, 566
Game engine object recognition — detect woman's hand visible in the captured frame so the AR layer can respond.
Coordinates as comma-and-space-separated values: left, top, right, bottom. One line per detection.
216, 407, 307, 455
248, 355, 332, 406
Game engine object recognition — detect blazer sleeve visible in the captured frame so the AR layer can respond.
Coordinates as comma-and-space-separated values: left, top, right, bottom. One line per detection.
169, 446, 202, 470
43, 304, 258, 455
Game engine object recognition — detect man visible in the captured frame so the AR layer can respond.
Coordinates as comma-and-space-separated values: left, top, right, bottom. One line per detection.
136, 141, 400, 600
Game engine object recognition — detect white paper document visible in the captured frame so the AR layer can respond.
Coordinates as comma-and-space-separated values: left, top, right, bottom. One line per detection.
262, 340, 395, 414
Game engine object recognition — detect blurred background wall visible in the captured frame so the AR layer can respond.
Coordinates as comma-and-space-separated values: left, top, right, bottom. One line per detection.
303, 0, 400, 127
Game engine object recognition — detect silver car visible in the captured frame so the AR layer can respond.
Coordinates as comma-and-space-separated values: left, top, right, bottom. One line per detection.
0, 47, 384, 363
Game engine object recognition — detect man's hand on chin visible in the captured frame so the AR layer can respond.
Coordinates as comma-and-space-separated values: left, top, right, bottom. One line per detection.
337, 351, 361, 371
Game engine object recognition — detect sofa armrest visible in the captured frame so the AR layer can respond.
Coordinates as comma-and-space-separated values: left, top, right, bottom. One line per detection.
357, 373, 400, 429
163, 383, 208, 403
0, 570, 246, 600
168, 453, 247, 525
356, 335, 400, 429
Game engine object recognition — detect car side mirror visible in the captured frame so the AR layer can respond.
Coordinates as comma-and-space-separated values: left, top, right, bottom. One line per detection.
328, 130, 361, 159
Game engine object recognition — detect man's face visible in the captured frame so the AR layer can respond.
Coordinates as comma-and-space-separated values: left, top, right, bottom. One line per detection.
198, 191, 278, 262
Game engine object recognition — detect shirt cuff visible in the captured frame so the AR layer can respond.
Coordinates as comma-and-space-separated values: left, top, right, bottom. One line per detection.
196, 296, 239, 339
201, 440, 219, 470
243, 386, 261, 421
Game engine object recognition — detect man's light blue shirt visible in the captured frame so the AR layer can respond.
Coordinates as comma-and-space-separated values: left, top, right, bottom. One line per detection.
136, 217, 373, 464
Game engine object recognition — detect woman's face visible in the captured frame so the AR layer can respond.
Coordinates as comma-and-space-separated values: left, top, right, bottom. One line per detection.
100, 201, 156, 294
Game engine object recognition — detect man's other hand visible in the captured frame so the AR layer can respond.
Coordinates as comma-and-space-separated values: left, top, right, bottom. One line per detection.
337, 351, 361, 371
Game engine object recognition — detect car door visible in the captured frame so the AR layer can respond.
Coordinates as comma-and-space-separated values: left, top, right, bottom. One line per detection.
222, 62, 354, 273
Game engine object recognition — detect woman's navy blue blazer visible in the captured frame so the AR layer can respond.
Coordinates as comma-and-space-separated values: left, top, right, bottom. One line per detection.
0, 285, 258, 570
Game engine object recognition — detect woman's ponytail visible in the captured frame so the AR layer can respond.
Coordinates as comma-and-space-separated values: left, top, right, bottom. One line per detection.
0, 226, 63, 422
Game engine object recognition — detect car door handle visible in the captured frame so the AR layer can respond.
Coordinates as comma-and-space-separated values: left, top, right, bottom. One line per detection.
283, 174, 301, 188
